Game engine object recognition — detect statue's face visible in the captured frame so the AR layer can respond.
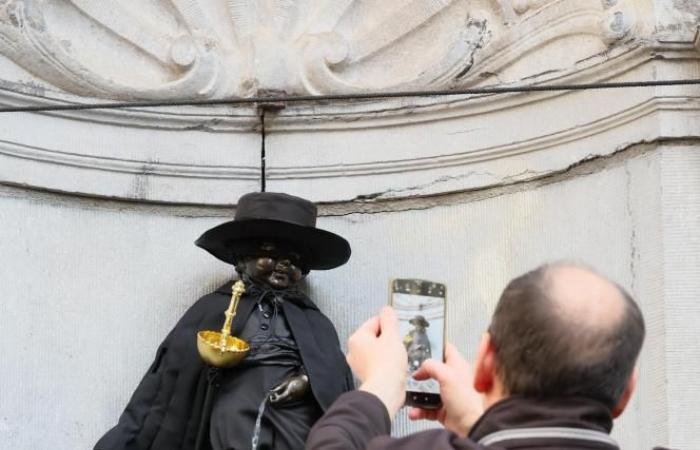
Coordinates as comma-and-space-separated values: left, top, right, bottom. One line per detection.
237, 241, 306, 290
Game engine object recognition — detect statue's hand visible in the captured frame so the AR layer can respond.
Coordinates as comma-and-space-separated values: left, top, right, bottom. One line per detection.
269, 373, 310, 405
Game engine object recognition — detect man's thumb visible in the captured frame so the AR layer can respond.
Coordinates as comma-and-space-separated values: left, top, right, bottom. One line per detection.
413, 359, 451, 383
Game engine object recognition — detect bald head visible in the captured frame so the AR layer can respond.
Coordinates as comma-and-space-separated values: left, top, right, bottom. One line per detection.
489, 263, 645, 408
547, 265, 629, 361
548, 265, 625, 322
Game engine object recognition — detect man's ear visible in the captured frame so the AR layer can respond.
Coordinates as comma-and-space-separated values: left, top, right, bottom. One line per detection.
473, 332, 497, 394
611, 368, 638, 418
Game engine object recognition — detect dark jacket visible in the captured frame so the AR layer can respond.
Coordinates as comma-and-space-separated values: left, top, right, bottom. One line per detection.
95, 281, 354, 450
307, 391, 627, 450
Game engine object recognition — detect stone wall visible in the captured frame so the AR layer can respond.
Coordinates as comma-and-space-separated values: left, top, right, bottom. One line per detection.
0, 1, 698, 449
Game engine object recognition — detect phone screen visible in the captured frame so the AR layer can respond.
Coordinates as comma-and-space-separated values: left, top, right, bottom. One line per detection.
391, 280, 446, 399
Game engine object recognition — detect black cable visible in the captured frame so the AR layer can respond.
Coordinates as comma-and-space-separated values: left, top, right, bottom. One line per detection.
0, 78, 698, 113
260, 110, 266, 193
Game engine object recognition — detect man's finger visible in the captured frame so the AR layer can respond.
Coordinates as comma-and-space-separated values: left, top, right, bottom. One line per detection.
347, 316, 380, 357
411, 365, 431, 381
413, 359, 453, 384
378, 306, 399, 336
348, 316, 380, 348
408, 407, 439, 422
358, 315, 381, 336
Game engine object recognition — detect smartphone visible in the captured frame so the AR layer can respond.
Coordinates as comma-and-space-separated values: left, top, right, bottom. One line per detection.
389, 278, 446, 410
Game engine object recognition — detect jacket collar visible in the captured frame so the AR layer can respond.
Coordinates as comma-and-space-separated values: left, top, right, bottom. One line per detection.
214, 279, 318, 310
469, 396, 616, 446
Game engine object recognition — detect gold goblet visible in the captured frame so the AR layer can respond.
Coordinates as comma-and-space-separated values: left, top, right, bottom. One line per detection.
196, 280, 250, 368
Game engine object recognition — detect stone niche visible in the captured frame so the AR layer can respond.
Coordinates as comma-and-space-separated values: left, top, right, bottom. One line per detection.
0, 1, 698, 449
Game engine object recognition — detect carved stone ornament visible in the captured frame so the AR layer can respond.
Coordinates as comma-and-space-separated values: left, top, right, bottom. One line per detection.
0, 0, 697, 205
0, 0, 637, 100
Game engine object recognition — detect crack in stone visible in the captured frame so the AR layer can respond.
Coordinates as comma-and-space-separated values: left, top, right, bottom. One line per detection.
318, 138, 699, 217
351, 171, 498, 201
624, 164, 638, 293
1, 138, 698, 218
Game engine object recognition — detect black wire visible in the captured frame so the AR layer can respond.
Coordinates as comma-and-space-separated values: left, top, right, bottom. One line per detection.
260, 110, 266, 193
0, 78, 698, 113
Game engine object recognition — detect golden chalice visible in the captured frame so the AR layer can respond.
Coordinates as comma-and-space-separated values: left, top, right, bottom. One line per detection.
197, 280, 250, 368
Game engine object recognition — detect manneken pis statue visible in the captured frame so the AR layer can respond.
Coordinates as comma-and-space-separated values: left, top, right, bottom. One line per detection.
94, 192, 354, 450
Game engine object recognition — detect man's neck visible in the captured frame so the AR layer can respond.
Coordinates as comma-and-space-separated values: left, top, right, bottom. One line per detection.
482, 381, 508, 410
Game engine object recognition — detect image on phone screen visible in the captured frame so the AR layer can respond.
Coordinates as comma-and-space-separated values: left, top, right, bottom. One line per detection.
392, 287, 445, 396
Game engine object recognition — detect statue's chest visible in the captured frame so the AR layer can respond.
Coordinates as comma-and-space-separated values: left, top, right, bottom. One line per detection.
239, 299, 301, 365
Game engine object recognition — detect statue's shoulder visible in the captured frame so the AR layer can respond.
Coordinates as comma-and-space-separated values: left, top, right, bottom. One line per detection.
191, 290, 228, 310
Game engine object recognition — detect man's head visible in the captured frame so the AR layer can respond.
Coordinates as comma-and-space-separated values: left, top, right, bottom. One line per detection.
474, 262, 645, 416
233, 239, 308, 290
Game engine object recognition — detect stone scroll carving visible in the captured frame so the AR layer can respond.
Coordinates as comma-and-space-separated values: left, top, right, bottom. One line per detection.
0, 0, 634, 100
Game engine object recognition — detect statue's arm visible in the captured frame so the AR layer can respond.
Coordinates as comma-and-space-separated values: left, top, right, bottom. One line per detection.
94, 292, 219, 450
314, 311, 355, 392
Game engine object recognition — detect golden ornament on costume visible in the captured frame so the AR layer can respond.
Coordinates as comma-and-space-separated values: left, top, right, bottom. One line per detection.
196, 280, 250, 367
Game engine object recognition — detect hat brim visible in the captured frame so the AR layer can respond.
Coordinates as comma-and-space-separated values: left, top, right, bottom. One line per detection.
409, 319, 430, 327
195, 219, 351, 270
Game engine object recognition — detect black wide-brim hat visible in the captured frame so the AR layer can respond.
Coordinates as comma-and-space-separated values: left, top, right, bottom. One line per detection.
409, 315, 429, 327
195, 192, 351, 270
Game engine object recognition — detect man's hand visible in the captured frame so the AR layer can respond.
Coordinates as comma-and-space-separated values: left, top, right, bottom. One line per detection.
408, 343, 484, 437
347, 306, 408, 417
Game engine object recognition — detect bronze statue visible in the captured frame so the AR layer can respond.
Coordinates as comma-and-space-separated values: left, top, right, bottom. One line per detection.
404, 315, 432, 372
95, 192, 354, 450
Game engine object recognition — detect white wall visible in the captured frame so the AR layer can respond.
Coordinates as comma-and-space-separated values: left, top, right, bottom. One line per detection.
2, 143, 698, 449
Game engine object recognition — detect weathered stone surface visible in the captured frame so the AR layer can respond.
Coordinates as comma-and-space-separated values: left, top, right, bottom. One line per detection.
266, 56, 700, 201
0, 0, 697, 204
0, 0, 651, 99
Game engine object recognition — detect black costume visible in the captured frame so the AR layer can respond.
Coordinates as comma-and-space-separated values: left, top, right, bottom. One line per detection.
96, 192, 353, 450
94, 280, 354, 450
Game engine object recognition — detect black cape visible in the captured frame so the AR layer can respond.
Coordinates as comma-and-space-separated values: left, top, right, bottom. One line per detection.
95, 281, 354, 450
